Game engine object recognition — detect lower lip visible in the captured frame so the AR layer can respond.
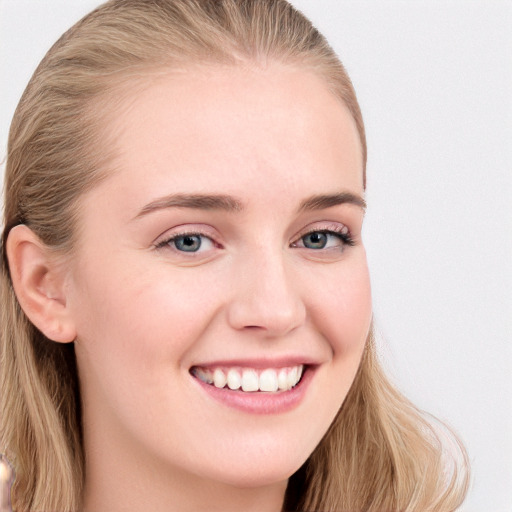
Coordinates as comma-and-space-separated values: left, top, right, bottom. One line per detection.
192, 367, 314, 415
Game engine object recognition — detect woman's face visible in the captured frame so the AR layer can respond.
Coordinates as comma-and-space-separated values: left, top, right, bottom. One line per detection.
66, 65, 372, 493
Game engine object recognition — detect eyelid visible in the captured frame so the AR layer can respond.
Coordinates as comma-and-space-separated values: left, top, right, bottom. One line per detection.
292, 221, 353, 243
151, 221, 354, 253
153, 224, 222, 250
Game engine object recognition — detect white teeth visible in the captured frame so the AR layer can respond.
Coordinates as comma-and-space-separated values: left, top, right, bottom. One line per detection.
287, 366, 298, 389
241, 369, 259, 392
195, 365, 304, 393
259, 369, 279, 392
277, 368, 289, 391
227, 368, 242, 390
213, 368, 227, 388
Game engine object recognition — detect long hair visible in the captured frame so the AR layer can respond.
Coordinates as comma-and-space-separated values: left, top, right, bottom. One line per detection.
1, 1, 468, 510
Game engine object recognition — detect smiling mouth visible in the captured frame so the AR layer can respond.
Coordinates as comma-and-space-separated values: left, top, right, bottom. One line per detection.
190, 365, 305, 393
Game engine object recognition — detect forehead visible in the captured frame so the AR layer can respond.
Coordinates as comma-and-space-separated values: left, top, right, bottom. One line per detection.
92, 64, 364, 213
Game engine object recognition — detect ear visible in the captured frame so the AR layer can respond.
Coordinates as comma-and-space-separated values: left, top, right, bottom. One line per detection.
6, 225, 76, 343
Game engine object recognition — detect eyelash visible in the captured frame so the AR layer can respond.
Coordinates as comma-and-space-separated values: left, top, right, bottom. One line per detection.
293, 227, 355, 250
154, 231, 218, 252
154, 225, 354, 254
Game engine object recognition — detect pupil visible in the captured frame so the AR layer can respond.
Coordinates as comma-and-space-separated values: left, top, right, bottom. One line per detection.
304, 232, 327, 249
176, 235, 201, 252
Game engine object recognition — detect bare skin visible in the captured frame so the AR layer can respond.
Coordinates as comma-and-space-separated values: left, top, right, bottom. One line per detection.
8, 64, 371, 511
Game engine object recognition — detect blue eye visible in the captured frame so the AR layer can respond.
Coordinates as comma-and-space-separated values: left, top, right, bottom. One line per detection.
172, 234, 202, 252
296, 229, 354, 250
302, 232, 329, 249
156, 232, 216, 254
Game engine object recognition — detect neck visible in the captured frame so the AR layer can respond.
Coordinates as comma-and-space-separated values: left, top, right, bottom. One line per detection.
83, 478, 287, 512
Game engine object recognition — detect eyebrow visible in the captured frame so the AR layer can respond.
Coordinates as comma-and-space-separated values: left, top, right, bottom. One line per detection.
134, 193, 243, 218
298, 192, 366, 212
134, 190, 366, 219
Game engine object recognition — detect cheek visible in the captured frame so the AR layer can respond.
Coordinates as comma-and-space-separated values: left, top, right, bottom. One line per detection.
70, 261, 225, 425
296, 256, 371, 444
70, 258, 223, 364
308, 256, 372, 355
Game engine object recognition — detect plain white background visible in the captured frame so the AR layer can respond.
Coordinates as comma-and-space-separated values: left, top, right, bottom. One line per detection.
1, 1, 511, 510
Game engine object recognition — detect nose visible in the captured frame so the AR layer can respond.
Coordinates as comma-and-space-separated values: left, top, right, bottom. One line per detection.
226, 250, 306, 338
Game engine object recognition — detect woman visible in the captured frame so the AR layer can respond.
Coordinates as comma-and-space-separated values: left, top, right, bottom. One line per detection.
0, 1, 469, 511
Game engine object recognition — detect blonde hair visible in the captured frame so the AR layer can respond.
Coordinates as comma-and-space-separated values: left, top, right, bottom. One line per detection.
1, 1, 468, 510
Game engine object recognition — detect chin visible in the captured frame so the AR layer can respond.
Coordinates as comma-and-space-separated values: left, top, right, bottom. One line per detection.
204, 441, 311, 489
208, 462, 300, 490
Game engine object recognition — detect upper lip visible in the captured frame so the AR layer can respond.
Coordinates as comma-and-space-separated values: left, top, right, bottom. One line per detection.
190, 355, 322, 370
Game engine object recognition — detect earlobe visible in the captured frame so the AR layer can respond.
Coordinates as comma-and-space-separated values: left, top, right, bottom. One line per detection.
6, 225, 76, 343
